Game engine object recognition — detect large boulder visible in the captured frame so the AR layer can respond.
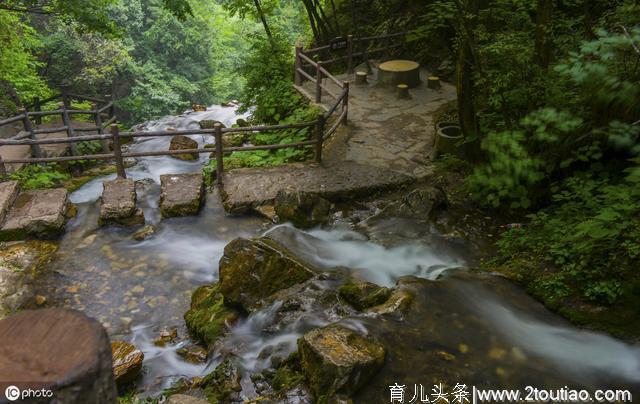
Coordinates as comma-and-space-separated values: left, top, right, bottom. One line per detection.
0, 241, 58, 319
0, 180, 20, 224
219, 237, 317, 312
298, 325, 386, 400
111, 341, 144, 387
99, 178, 144, 227
0, 308, 117, 403
169, 135, 199, 161
184, 284, 238, 347
274, 190, 331, 229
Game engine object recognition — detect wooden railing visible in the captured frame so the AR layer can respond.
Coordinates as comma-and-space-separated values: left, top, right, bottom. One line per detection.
0, 92, 116, 160
0, 32, 406, 183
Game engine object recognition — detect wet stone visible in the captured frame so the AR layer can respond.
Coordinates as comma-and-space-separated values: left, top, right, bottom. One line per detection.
0, 188, 69, 241
111, 340, 144, 387
298, 324, 386, 400
169, 135, 199, 160
166, 395, 209, 404
99, 178, 144, 227
219, 237, 317, 312
160, 173, 204, 218
0, 241, 58, 319
131, 224, 157, 241
338, 281, 392, 311
274, 190, 331, 229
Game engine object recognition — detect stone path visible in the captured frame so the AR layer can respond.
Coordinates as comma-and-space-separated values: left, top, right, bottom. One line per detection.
222, 64, 457, 210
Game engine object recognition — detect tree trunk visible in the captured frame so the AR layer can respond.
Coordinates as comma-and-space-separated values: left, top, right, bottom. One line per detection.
534, 0, 554, 69
253, 0, 273, 40
456, 40, 478, 139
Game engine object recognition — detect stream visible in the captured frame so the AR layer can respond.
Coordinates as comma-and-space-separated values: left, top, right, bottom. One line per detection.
36, 105, 640, 400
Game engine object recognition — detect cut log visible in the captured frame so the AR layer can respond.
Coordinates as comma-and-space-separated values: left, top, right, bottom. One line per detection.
427, 76, 441, 90
355, 71, 368, 85
397, 84, 411, 99
0, 308, 117, 403
378, 60, 421, 88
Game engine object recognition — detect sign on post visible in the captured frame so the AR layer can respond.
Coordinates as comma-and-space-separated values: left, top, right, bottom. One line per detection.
330, 36, 348, 51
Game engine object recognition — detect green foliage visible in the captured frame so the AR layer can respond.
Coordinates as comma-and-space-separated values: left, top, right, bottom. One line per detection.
8, 164, 70, 189
237, 31, 304, 124
496, 171, 640, 305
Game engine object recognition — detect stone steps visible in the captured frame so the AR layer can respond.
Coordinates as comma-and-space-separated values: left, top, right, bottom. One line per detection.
0, 181, 69, 241
99, 173, 205, 227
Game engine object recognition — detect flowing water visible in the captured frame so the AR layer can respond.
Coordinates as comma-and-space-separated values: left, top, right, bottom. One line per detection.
37, 105, 640, 400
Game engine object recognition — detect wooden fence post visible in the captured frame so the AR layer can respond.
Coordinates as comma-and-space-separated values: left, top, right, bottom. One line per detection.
0, 154, 6, 178
18, 108, 42, 158
93, 102, 109, 153
315, 61, 323, 104
347, 35, 354, 74
61, 88, 71, 110
111, 124, 126, 179
105, 95, 114, 119
60, 102, 78, 156
33, 96, 42, 125
315, 113, 326, 163
295, 43, 303, 86
214, 123, 224, 184
342, 81, 350, 124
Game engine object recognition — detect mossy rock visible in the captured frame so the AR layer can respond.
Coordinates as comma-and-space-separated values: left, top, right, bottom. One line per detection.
339, 281, 392, 311
200, 359, 242, 403
298, 324, 386, 401
184, 284, 238, 347
219, 237, 318, 313
198, 120, 226, 129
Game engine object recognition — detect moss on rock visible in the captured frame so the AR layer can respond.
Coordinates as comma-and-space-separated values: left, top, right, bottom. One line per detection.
219, 237, 317, 312
184, 284, 238, 347
298, 324, 386, 402
339, 281, 392, 311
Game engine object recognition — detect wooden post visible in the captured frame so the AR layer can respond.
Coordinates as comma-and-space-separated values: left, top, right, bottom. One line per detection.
0, 154, 6, 177
61, 88, 71, 109
214, 123, 224, 184
347, 35, 354, 74
315, 61, 323, 104
19, 108, 42, 158
105, 94, 114, 119
342, 82, 350, 124
111, 124, 126, 179
33, 96, 42, 125
315, 113, 325, 163
295, 43, 303, 86
60, 102, 78, 156
93, 102, 109, 153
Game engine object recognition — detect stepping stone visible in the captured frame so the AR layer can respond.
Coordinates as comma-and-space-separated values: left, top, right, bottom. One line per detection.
0, 308, 117, 402
0, 181, 20, 224
0, 188, 68, 241
160, 173, 204, 218
99, 178, 144, 226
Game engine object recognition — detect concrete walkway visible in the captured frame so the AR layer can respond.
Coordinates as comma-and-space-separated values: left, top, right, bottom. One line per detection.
222, 64, 457, 210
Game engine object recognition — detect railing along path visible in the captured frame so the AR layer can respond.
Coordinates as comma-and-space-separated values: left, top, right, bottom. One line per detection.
0, 32, 405, 183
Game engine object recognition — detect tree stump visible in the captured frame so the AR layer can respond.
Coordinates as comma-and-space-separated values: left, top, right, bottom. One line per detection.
427, 76, 441, 90
0, 308, 117, 403
397, 84, 410, 99
355, 71, 368, 86
433, 125, 465, 160
378, 60, 421, 88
